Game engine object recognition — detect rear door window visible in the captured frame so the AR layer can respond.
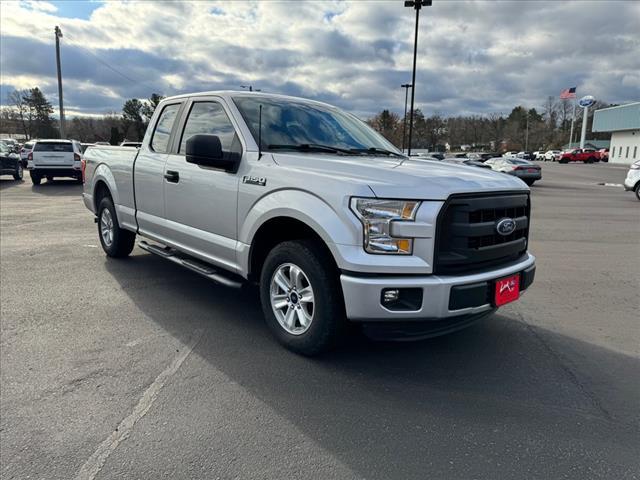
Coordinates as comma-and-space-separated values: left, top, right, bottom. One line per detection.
151, 103, 181, 153
33, 142, 73, 152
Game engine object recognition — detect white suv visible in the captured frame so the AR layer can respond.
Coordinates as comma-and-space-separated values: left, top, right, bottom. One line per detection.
28, 139, 83, 185
624, 160, 640, 201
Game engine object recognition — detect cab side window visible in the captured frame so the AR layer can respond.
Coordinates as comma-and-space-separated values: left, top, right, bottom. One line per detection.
151, 103, 180, 153
179, 102, 236, 154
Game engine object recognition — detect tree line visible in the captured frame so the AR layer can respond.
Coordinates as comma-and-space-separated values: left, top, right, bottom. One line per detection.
1, 87, 612, 151
368, 97, 612, 152
0, 89, 165, 144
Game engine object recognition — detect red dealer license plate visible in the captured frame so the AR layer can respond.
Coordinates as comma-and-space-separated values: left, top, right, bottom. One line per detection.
494, 274, 520, 306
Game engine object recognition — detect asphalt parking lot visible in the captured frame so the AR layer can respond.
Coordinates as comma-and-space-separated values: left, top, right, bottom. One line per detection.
1, 162, 638, 480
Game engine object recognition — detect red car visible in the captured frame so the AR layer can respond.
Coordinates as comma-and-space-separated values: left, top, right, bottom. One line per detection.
559, 148, 599, 164
597, 148, 609, 162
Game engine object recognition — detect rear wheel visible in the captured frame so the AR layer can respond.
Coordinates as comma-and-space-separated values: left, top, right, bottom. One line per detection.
259, 239, 346, 356
97, 196, 136, 258
586, 157, 595, 164
13, 163, 23, 181
635, 183, 640, 201
30, 171, 41, 185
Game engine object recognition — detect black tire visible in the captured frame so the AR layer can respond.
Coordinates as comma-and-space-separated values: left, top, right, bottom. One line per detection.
635, 183, 640, 201
30, 172, 41, 185
559, 159, 568, 164
46, 176, 54, 182
259, 239, 347, 356
13, 163, 23, 181
97, 196, 136, 258
586, 157, 595, 164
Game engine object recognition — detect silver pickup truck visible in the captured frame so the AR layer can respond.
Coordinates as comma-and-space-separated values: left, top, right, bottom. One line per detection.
83, 91, 535, 355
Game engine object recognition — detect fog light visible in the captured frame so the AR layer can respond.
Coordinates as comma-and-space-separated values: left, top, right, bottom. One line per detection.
383, 289, 400, 303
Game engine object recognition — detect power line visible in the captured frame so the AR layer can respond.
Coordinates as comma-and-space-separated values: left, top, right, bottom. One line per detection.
61, 31, 160, 92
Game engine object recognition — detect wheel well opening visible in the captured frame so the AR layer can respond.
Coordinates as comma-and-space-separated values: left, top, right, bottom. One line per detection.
93, 181, 111, 211
249, 217, 336, 282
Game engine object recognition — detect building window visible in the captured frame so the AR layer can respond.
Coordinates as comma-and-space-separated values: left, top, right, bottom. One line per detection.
634, 146, 637, 159
619, 147, 622, 157
626, 146, 630, 158
611, 147, 615, 157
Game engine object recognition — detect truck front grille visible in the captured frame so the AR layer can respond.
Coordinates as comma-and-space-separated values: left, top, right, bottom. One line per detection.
434, 192, 530, 275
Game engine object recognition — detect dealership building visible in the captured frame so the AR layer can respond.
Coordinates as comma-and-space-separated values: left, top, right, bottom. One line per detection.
592, 102, 640, 164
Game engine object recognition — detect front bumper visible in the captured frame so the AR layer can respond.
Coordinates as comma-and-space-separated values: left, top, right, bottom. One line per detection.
624, 170, 639, 191
340, 253, 535, 321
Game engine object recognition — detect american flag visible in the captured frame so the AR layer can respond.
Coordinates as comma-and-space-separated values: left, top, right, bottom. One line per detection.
560, 87, 577, 99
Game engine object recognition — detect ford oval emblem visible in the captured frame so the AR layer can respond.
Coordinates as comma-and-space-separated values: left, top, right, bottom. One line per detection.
496, 217, 516, 236
578, 95, 595, 108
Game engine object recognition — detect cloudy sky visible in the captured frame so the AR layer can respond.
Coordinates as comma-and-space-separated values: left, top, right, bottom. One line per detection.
1, 0, 639, 119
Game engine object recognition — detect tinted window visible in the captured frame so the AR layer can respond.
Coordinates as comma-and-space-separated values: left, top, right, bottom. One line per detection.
179, 102, 236, 153
34, 142, 73, 152
151, 103, 180, 153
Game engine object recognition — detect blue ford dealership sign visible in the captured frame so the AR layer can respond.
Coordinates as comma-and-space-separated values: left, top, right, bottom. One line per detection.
579, 95, 595, 108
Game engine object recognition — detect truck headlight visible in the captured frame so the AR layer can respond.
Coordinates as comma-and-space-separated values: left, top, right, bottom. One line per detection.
350, 198, 420, 254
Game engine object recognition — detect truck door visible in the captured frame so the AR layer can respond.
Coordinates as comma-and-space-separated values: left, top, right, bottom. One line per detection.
162, 97, 243, 272
134, 102, 182, 241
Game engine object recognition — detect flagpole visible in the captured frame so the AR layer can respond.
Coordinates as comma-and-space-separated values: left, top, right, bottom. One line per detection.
568, 97, 577, 149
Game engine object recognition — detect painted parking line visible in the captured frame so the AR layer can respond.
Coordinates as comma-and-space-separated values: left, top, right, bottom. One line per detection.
74, 329, 204, 480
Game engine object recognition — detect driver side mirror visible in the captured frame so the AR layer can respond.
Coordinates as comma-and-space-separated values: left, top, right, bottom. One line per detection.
185, 134, 240, 173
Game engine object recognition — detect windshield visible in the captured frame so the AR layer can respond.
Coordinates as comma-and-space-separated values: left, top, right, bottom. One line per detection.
233, 96, 401, 155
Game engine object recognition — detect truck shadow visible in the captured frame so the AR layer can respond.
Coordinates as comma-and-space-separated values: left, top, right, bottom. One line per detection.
104, 252, 640, 479
29, 180, 83, 196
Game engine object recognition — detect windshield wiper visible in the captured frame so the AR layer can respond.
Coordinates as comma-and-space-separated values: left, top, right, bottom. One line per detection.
267, 144, 356, 155
349, 147, 406, 158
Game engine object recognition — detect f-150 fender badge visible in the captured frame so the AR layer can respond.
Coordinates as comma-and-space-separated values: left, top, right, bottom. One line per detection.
242, 175, 267, 186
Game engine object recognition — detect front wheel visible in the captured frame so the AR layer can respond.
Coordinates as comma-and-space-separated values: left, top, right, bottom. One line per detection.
97, 196, 136, 258
13, 163, 23, 181
259, 240, 346, 356
635, 183, 640, 201
586, 157, 595, 164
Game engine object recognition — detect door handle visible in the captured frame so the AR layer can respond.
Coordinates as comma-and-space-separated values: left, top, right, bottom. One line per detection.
164, 170, 179, 183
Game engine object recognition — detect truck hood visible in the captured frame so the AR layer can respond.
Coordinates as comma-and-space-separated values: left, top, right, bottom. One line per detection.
272, 153, 528, 200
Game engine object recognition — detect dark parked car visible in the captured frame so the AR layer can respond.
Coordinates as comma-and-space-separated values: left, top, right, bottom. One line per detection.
0, 143, 24, 180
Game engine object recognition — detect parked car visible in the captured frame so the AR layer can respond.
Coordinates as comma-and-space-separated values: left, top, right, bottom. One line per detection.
428, 152, 445, 161
444, 157, 492, 169
516, 151, 536, 161
489, 158, 542, 186
533, 151, 545, 161
480, 153, 501, 161
94, 141, 111, 146
597, 148, 609, 162
624, 160, 640, 200
503, 151, 518, 158
82, 91, 535, 355
120, 141, 142, 148
20, 141, 34, 167
28, 139, 83, 184
1, 138, 20, 153
80, 143, 95, 153
483, 157, 503, 167
559, 148, 599, 164
0, 143, 24, 180
543, 150, 561, 161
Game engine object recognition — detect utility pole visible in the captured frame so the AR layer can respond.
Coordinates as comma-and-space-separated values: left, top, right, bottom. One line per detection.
401, 83, 412, 153
55, 26, 65, 139
404, 0, 432, 156
525, 110, 529, 151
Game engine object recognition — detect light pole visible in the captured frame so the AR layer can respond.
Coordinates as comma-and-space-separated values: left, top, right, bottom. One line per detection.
401, 83, 412, 153
240, 85, 261, 92
404, 0, 432, 156
55, 26, 65, 139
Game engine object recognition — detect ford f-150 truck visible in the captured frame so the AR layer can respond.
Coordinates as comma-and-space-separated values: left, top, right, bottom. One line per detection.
83, 91, 536, 355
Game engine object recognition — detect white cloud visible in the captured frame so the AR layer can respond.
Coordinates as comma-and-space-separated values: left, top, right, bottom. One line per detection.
20, 0, 57, 13
1, 1, 639, 118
